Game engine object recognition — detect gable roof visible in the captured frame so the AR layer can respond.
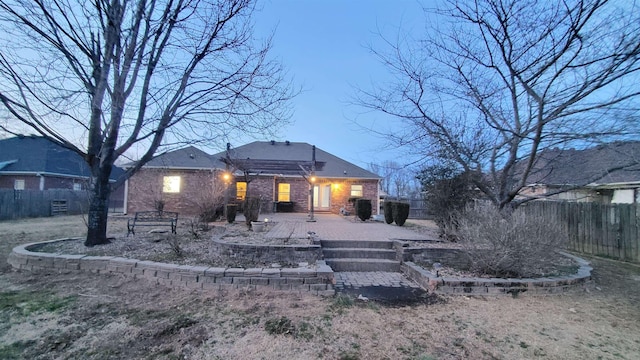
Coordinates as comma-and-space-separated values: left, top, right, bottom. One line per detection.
214, 141, 380, 179
146, 141, 380, 179
0, 135, 123, 181
524, 141, 640, 187
141, 146, 218, 169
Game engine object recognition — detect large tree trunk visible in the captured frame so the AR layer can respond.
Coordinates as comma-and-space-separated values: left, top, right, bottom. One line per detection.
85, 169, 112, 247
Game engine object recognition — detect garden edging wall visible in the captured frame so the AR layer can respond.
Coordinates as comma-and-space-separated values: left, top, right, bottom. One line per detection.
401, 252, 593, 296
8, 238, 335, 296
210, 238, 322, 266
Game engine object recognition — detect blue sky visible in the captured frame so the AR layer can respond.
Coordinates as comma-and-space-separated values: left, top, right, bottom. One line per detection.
247, 0, 427, 171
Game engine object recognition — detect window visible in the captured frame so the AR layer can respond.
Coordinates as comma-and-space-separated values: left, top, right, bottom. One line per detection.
14, 179, 25, 190
236, 181, 247, 200
278, 183, 290, 202
350, 184, 363, 197
163, 176, 181, 193
73, 183, 82, 191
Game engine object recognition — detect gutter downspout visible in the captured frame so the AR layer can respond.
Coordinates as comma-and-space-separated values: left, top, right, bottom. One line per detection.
123, 179, 129, 215
376, 178, 381, 215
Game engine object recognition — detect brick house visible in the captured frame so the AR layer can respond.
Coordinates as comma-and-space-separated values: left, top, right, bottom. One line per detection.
125, 141, 381, 216
0, 135, 125, 203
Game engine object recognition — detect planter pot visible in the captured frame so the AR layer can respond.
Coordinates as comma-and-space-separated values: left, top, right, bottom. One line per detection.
251, 221, 265, 232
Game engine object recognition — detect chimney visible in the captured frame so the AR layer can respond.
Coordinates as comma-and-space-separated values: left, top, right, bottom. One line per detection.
285, 140, 290, 146
270, 140, 275, 145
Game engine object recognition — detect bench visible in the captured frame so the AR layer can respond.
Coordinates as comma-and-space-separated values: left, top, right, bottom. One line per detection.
127, 211, 178, 236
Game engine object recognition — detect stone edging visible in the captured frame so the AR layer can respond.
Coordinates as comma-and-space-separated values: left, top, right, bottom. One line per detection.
402, 252, 593, 296
7, 238, 335, 296
210, 238, 322, 265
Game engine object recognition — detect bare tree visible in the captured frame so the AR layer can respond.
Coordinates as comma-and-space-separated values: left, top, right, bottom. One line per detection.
355, 0, 640, 210
0, 0, 295, 245
368, 160, 416, 199
368, 160, 394, 195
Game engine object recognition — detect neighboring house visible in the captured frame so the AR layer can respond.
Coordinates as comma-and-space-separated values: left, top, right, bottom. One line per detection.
0, 135, 126, 208
125, 141, 382, 216
518, 141, 640, 204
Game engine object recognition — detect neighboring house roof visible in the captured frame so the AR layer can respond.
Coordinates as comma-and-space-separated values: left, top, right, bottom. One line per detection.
0, 135, 123, 181
523, 141, 640, 187
143, 141, 380, 179
141, 146, 218, 170
212, 141, 381, 179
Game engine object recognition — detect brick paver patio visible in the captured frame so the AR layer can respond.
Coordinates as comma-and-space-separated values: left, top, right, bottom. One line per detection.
254, 213, 436, 299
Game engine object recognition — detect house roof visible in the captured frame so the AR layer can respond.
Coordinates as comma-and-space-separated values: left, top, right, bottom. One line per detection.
0, 135, 123, 181
142, 146, 218, 169
213, 141, 380, 179
524, 141, 640, 187
145, 141, 380, 179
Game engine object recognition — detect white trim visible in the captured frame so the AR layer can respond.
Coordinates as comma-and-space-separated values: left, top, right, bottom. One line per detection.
124, 179, 129, 215
376, 179, 381, 215
137, 166, 218, 171
0, 171, 116, 183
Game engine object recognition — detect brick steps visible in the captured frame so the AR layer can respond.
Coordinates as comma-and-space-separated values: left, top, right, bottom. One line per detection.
325, 258, 401, 272
323, 248, 396, 260
320, 239, 394, 249
322, 239, 401, 272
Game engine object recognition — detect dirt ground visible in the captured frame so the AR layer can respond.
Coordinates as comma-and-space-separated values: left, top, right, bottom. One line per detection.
1, 215, 639, 359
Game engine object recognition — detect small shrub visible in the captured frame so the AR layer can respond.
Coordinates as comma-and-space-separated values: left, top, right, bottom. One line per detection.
457, 206, 569, 278
167, 235, 183, 257
187, 219, 210, 239
198, 203, 224, 223
154, 199, 165, 214
264, 316, 295, 336
244, 197, 261, 226
226, 204, 237, 223
327, 294, 354, 315
383, 201, 394, 224
354, 198, 372, 221
188, 219, 201, 239
392, 202, 410, 226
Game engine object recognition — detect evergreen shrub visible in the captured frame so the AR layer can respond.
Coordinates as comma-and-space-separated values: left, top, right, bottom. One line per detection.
392, 202, 410, 226
355, 198, 372, 221
383, 201, 394, 224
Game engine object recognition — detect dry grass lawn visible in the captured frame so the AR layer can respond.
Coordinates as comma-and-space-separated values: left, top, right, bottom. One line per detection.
1, 215, 639, 359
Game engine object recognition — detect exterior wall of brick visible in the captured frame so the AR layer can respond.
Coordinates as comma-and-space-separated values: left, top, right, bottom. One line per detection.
0, 175, 40, 190
128, 169, 379, 216
273, 177, 310, 213
127, 168, 222, 215
327, 179, 379, 215
0, 174, 88, 190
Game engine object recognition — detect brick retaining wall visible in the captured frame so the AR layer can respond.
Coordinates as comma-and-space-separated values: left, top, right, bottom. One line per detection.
211, 239, 322, 266
395, 244, 470, 269
8, 238, 335, 296
401, 252, 593, 296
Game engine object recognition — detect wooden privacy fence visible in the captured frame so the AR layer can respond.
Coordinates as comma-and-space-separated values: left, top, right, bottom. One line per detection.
0, 189, 89, 220
521, 201, 640, 263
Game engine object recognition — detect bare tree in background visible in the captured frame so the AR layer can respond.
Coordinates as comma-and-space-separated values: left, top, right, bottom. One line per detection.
368, 160, 416, 199
356, 0, 640, 210
0, 0, 295, 246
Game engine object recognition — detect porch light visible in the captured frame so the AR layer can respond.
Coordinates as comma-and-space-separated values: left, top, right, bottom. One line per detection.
223, 172, 231, 182
310, 176, 316, 183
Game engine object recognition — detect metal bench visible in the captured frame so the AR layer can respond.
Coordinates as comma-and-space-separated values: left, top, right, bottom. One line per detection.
127, 211, 178, 236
